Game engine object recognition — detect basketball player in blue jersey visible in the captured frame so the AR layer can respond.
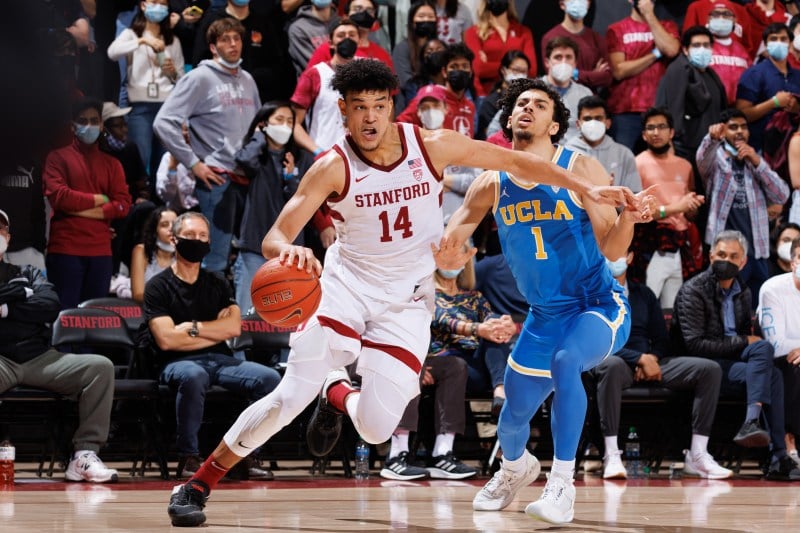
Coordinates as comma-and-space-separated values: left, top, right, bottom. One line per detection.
166, 61, 641, 528
435, 77, 657, 525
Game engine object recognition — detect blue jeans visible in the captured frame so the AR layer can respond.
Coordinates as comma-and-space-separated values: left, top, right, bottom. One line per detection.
609, 112, 643, 152
195, 180, 246, 274
451, 340, 510, 395
128, 101, 164, 176
233, 250, 266, 314
45, 254, 113, 310
160, 353, 281, 456
716, 340, 786, 455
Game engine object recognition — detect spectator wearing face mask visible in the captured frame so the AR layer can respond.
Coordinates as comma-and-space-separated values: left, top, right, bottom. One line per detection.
464, 0, 537, 97
397, 43, 477, 139
43, 98, 132, 309
398, 38, 447, 113
735, 23, 800, 153
655, 26, 727, 162
746, 0, 792, 57
290, 20, 360, 155
232, 102, 313, 312
540, 0, 612, 92
287, 0, 339, 75
476, 50, 530, 141
305, 0, 394, 72
566, 95, 642, 193
707, 2, 752, 106
683, 0, 756, 56
768, 222, 800, 278
539, 36, 592, 144
394, 1, 439, 89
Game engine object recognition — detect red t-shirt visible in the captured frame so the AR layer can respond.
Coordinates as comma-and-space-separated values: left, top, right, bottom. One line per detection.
486, 130, 511, 149
306, 41, 394, 72
464, 21, 537, 97
606, 17, 679, 114
711, 39, 752, 105
683, 0, 755, 56
396, 85, 476, 138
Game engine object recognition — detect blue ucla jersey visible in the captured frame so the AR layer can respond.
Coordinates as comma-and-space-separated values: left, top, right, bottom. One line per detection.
492, 146, 618, 309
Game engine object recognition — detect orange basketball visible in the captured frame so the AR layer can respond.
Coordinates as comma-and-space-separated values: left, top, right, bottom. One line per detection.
250, 257, 321, 327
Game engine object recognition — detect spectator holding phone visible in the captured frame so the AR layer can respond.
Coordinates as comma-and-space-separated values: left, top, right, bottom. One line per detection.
108, 0, 185, 177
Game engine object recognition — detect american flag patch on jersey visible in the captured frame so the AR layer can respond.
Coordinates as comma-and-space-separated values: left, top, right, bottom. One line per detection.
407, 158, 422, 169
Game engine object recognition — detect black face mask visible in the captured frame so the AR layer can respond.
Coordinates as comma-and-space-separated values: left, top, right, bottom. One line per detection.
334, 38, 358, 59
711, 260, 739, 281
176, 237, 210, 263
423, 51, 445, 76
350, 10, 376, 29
647, 142, 671, 155
413, 21, 438, 39
486, 0, 509, 17
447, 69, 472, 92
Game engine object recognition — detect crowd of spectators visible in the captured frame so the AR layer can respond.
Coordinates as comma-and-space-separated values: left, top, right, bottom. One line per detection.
2, 0, 800, 482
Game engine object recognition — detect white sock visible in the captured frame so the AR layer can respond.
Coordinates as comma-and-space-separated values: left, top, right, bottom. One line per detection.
690, 434, 709, 457
502, 451, 528, 473
344, 392, 359, 420
433, 433, 455, 457
551, 458, 575, 480
604, 436, 620, 456
389, 431, 410, 459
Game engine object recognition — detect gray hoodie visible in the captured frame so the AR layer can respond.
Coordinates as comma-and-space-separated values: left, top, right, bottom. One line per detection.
153, 60, 261, 172
288, 6, 339, 76
565, 134, 642, 193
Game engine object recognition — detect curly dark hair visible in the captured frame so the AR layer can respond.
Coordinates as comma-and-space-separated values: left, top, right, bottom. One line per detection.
498, 78, 570, 144
330, 59, 399, 98
142, 206, 176, 262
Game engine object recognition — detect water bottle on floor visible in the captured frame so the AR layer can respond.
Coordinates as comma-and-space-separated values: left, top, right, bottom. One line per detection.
0, 441, 14, 486
625, 427, 641, 479
354, 439, 369, 480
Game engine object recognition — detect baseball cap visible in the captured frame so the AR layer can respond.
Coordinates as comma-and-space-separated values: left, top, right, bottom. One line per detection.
417, 85, 447, 103
710, 1, 735, 14
102, 102, 132, 123
0, 209, 9, 229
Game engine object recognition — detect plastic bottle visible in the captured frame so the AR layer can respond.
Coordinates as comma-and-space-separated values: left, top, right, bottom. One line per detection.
354, 439, 369, 480
625, 427, 641, 479
0, 441, 14, 486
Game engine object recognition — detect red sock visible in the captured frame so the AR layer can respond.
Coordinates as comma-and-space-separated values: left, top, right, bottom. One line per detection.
189, 456, 230, 492
327, 381, 358, 413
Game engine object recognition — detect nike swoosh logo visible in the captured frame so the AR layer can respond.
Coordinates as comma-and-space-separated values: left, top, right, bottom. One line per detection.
355, 175, 370, 182
413, 296, 424, 302
238, 441, 252, 449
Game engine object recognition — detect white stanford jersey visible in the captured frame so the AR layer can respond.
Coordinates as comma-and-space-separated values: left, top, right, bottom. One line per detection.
326, 123, 444, 302
308, 62, 345, 151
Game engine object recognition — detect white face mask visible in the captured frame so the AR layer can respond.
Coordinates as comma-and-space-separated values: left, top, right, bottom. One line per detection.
216, 55, 243, 69
0, 235, 7, 256
793, 34, 800, 51
504, 72, 527, 84
419, 108, 445, 130
550, 62, 573, 83
156, 240, 175, 253
777, 241, 793, 262
580, 119, 606, 142
265, 123, 292, 145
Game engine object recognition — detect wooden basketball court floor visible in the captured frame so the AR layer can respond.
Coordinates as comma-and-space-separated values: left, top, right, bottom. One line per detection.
2, 462, 798, 532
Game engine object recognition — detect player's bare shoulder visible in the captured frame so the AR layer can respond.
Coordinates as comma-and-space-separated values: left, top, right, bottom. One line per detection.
571, 151, 611, 187
301, 147, 347, 196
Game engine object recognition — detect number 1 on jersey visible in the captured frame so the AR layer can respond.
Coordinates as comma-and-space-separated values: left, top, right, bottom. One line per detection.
379, 206, 413, 242
531, 226, 547, 259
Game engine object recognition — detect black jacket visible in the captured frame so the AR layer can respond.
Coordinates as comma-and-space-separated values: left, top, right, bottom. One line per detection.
615, 280, 671, 366
0, 262, 61, 363
670, 267, 751, 360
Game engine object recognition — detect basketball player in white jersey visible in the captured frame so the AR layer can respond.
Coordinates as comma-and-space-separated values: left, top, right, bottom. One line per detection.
167, 59, 638, 528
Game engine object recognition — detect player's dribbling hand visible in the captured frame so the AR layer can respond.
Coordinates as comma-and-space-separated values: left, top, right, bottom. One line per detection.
431, 237, 477, 270
279, 245, 322, 276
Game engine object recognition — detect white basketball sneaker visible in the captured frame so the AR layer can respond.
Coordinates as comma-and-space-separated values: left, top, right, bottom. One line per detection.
472, 451, 541, 511
525, 473, 576, 524
65, 451, 119, 483
683, 450, 733, 479
602, 451, 627, 479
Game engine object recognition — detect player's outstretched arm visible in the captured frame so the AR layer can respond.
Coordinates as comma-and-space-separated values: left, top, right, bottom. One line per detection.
422, 129, 628, 207
576, 156, 655, 260
262, 151, 345, 274
433, 171, 495, 269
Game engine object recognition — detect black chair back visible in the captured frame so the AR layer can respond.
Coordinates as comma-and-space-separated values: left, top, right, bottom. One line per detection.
230, 313, 294, 368
78, 297, 144, 336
